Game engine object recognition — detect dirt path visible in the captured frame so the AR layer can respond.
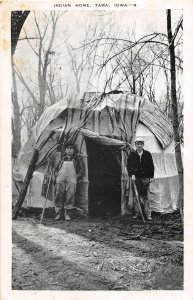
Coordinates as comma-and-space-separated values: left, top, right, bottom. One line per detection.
12, 213, 183, 290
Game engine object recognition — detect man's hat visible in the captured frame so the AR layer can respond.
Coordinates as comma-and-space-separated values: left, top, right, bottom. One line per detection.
135, 137, 145, 143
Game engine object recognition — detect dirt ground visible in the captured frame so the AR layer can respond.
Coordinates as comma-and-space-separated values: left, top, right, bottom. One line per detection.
12, 210, 183, 290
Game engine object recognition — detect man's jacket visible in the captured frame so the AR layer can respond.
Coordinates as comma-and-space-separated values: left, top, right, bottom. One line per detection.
127, 149, 154, 178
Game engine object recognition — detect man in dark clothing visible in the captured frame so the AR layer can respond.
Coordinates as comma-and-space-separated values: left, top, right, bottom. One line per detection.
127, 137, 154, 220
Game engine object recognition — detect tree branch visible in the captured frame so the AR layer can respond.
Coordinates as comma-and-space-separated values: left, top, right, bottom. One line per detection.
14, 64, 39, 108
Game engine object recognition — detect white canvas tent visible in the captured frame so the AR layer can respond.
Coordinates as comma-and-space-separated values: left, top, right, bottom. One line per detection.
13, 92, 178, 215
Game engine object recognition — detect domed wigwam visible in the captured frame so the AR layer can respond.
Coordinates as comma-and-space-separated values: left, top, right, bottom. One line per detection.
13, 92, 178, 217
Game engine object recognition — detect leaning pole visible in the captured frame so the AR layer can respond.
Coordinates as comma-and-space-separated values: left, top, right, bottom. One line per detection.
12, 149, 39, 220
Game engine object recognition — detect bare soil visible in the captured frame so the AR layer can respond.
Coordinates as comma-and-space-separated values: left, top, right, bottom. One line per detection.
12, 210, 183, 290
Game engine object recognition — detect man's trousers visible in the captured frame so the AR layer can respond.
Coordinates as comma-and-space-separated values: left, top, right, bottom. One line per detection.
54, 181, 77, 214
135, 177, 151, 218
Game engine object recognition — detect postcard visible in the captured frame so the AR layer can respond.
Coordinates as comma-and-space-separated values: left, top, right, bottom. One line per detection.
0, 0, 193, 299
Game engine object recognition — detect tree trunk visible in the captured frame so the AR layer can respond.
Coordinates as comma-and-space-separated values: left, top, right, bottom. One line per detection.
164, 67, 171, 117
132, 75, 136, 94
11, 56, 21, 158
167, 10, 184, 217
11, 11, 30, 55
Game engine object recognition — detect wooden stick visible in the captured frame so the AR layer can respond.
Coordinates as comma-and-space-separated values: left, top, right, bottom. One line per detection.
12, 149, 39, 220
121, 149, 127, 215
132, 180, 146, 223
40, 174, 52, 224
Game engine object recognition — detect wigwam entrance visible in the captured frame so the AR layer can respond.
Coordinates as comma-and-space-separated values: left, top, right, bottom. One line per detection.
86, 138, 121, 217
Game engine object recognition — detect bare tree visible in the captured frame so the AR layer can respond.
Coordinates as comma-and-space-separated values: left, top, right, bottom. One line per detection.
11, 11, 30, 55
85, 20, 182, 102
64, 21, 107, 94
12, 56, 21, 157
13, 11, 65, 144
21, 12, 64, 117
82, 28, 169, 96
11, 11, 30, 157
167, 9, 183, 216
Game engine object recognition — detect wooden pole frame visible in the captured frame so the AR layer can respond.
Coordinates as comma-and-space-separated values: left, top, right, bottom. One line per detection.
121, 148, 127, 215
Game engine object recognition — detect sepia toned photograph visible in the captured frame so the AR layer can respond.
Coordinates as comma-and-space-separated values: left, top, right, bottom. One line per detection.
1, 2, 188, 296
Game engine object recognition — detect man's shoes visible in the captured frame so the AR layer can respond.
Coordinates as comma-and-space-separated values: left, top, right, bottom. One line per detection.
147, 216, 152, 221
54, 214, 63, 221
